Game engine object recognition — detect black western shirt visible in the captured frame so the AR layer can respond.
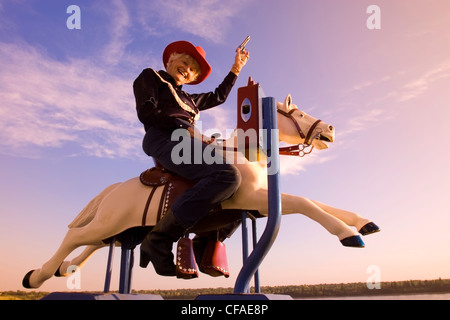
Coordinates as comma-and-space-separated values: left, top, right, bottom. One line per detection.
133, 68, 237, 132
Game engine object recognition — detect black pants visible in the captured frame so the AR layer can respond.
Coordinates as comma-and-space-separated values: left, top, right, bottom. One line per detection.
143, 127, 241, 229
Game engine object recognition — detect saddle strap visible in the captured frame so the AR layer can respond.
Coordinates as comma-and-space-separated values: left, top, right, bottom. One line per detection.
141, 183, 171, 227
141, 187, 157, 226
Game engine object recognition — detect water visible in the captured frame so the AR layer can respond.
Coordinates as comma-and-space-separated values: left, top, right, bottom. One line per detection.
297, 292, 450, 300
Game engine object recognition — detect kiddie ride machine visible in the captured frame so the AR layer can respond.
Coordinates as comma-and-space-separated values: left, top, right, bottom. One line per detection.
42, 79, 292, 300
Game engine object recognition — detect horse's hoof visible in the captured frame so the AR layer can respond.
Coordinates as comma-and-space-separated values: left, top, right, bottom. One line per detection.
22, 270, 35, 289
359, 222, 380, 236
340, 235, 365, 248
54, 263, 63, 277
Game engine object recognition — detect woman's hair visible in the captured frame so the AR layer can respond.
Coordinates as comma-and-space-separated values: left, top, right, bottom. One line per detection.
166, 52, 201, 82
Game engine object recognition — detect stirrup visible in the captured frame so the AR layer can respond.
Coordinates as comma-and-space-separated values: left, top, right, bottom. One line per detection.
199, 239, 230, 278
176, 237, 199, 279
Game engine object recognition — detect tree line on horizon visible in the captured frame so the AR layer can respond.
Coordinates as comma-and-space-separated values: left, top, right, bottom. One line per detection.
2, 278, 449, 300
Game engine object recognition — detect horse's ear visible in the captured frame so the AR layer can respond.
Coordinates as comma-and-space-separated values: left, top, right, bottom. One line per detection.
284, 94, 294, 110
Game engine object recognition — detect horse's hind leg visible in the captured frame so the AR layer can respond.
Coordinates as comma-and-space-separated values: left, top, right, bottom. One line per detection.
280, 193, 359, 241
24, 230, 84, 289
55, 244, 105, 277
23, 225, 107, 289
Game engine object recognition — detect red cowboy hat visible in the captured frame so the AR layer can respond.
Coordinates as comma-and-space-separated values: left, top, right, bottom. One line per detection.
163, 41, 212, 85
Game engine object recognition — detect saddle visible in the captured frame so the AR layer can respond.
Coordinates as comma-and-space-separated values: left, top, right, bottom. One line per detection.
139, 166, 173, 186
139, 161, 230, 279
139, 163, 195, 225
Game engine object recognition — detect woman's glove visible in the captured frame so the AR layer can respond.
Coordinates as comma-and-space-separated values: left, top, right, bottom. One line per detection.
231, 47, 250, 75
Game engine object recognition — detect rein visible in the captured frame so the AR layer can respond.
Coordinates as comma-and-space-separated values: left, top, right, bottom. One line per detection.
276, 108, 322, 157
218, 108, 322, 158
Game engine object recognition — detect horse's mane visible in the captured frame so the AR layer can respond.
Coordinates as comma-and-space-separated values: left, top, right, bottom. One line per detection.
68, 183, 122, 229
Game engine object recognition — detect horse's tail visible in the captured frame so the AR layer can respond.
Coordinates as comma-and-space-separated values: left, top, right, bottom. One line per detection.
68, 182, 122, 229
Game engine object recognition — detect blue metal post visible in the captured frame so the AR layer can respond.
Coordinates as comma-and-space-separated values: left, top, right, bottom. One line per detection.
251, 218, 260, 293
240, 211, 250, 293
119, 247, 132, 294
103, 238, 115, 293
241, 211, 249, 265
234, 96, 282, 294
241, 211, 261, 293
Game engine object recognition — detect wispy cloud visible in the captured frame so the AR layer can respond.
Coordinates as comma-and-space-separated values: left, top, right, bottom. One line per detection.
136, 0, 252, 43
351, 75, 393, 92
200, 106, 236, 138
99, 0, 133, 66
0, 0, 256, 160
337, 59, 450, 139
337, 108, 387, 138
279, 152, 335, 176
0, 41, 142, 159
398, 60, 450, 102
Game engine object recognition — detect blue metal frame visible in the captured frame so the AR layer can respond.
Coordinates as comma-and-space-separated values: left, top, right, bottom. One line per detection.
118, 246, 133, 294
234, 97, 282, 294
240, 211, 261, 293
101, 97, 282, 298
103, 238, 115, 293
103, 237, 135, 294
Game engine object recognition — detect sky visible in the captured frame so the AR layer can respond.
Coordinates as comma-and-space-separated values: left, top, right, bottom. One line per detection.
1, 0, 450, 293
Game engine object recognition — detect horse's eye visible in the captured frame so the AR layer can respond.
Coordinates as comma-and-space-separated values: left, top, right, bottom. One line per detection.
300, 113, 305, 118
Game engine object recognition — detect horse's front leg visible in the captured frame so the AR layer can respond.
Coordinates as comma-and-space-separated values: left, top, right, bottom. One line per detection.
280, 193, 362, 245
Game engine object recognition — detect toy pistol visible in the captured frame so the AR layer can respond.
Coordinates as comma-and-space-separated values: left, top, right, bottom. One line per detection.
239, 36, 250, 53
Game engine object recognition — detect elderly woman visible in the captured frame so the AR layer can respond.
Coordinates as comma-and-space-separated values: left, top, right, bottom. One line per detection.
133, 41, 249, 276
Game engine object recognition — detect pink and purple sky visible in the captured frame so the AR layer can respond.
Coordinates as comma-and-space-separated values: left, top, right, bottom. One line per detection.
1, 0, 449, 292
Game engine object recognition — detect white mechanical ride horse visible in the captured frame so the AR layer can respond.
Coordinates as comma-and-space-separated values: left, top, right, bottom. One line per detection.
22, 94, 379, 289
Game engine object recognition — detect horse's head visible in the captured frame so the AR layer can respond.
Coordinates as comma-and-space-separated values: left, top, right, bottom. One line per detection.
277, 95, 335, 150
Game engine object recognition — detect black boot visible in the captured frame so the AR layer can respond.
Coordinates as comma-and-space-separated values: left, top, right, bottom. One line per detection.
140, 209, 186, 276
